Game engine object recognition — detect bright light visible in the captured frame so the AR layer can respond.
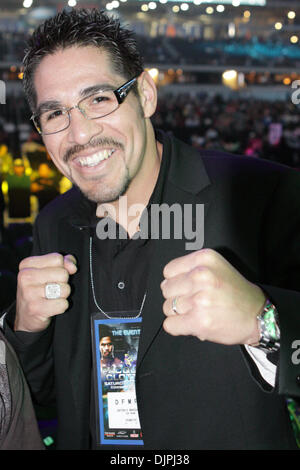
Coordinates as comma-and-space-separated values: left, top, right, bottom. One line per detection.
223, 70, 237, 81
228, 22, 236, 37
232, 0, 240, 6
23, 0, 33, 7
141, 4, 148, 10
68, 0, 77, 6
244, 10, 251, 18
216, 5, 225, 12
287, 11, 296, 20
147, 68, 159, 80
283, 77, 291, 85
193, 0, 202, 4
111, 0, 119, 7
106, 3, 113, 10
159, 0, 167, 3
206, 6, 214, 14
290, 35, 299, 44
148, 2, 157, 9
181, 3, 189, 11
274, 22, 282, 30
172, 5, 179, 12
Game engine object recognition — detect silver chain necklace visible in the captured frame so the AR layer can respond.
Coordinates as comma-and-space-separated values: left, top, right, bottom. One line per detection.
89, 236, 146, 319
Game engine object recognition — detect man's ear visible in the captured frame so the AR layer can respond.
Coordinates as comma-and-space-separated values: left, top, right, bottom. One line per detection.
137, 71, 157, 119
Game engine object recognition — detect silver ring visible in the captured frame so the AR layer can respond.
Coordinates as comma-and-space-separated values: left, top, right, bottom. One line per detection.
45, 283, 61, 300
172, 296, 180, 314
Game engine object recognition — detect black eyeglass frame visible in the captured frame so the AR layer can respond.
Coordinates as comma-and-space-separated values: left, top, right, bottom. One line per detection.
31, 76, 138, 136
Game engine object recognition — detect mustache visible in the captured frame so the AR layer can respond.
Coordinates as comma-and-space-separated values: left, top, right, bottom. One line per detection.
63, 137, 124, 163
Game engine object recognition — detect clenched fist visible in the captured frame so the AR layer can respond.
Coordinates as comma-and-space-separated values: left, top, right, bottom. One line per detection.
15, 253, 77, 333
161, 249, 266, 346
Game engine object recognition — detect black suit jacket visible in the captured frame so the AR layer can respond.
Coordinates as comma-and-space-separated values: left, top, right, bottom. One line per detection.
4, 131, 300, 449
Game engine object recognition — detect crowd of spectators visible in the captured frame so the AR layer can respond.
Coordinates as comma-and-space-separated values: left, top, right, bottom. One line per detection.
0, 30, 299, 69
153, 92, 300, 168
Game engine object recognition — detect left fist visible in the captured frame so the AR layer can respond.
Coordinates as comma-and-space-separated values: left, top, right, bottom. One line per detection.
161, 249, 266, 346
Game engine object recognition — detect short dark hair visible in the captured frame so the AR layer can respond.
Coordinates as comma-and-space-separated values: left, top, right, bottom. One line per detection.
23, 8, 144, 112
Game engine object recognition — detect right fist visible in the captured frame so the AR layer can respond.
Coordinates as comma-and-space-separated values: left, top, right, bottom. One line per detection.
15, 253, 77, 333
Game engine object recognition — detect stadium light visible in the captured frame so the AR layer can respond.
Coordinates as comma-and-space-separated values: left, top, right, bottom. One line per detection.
23, 0, 33, 7
181, 3, 189, 10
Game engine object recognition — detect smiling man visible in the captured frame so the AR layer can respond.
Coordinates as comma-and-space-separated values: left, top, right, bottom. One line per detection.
2, 9, 300, 450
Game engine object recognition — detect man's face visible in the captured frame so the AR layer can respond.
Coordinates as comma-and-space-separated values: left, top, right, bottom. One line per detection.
100, 336, 113, 358
33, 45, 154, 204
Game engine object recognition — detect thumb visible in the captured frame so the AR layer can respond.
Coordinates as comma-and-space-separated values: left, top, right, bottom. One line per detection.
64, 254, 78, 275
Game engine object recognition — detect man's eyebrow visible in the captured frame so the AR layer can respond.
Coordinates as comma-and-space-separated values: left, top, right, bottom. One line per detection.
79, 83, 116, 98
35, 100, 62, 116
35, 83, 117, 115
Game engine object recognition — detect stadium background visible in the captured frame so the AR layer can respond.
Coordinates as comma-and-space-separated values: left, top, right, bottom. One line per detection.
0, 0, 299, 449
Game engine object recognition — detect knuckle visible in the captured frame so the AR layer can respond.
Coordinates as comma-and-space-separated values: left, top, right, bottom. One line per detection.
60, 299, 69, 312
193, 309, 212, 333
199, 248, 217, 264
193, 291, 212, 308
190, 267, 213, 286
17, 268, 31, 286
190, 267, 204, 283
56, 267, 69, 283
51, 253, 64, 266
64, 284, 71, 298
18, 256, 32, 270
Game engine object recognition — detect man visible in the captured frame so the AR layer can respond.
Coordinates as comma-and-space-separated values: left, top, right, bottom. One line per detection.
100, 335, 123, 368
0, 327, 44, 449
2, 9, 300, 449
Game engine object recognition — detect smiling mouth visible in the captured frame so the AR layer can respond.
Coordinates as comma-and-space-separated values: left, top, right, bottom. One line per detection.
74, 149, 116, 168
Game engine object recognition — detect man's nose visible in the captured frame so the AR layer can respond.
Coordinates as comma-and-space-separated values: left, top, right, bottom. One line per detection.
66, 107, 103, 145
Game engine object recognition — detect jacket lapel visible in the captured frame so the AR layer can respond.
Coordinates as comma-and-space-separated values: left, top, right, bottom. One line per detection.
137, 135, 213, 369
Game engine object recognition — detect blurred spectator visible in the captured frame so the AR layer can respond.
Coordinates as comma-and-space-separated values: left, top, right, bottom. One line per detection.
5, 159, 31, 218
31, 162, 60, 211
0, 270, 17, 311
0, 327, 44, 449
22, 132, 48, 173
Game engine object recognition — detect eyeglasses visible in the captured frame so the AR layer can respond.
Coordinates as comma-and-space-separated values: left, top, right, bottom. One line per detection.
31, 76, 138, 136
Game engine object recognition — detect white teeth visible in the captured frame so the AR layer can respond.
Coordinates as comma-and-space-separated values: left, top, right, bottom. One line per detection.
78, 149, 114, 167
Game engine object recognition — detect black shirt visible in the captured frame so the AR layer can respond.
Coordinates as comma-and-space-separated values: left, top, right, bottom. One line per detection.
89, 132, 170, 448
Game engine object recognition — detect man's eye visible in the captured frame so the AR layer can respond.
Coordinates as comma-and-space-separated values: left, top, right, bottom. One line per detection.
92, 95, 110, 104
46, 109, 63, 121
